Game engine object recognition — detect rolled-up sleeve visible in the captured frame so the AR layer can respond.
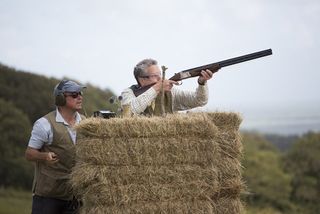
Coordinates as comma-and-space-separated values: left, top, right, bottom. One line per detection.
172, 84, 209, 111
121, 87, 158, 115
27, 118, 52, 149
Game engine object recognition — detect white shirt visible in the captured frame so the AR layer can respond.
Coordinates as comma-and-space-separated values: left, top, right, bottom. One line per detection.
27, 109, 82, 149
121, 84, 209, 115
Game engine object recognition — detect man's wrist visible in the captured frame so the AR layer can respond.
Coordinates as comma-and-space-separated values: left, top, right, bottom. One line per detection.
198, 79, 207, 85
41, 152, 50, 161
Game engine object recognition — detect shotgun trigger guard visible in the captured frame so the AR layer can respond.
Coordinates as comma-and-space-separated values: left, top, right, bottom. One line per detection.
177, 81, 182, 85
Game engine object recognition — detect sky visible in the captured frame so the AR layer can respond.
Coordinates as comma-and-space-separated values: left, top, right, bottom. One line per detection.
0, 0, 320, 132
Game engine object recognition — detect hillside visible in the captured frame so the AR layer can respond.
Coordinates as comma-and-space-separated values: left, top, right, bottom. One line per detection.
0, 62, 116, 189
0, 63, 116, 123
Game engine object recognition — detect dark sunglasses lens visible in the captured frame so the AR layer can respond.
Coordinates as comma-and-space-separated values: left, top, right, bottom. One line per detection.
141, 75, 160, 79
71, 94, 78, 98
67, 92, 83, 98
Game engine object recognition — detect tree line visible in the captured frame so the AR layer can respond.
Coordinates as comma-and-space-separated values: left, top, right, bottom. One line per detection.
0, 62, 116, 189
242, 132, 320, 213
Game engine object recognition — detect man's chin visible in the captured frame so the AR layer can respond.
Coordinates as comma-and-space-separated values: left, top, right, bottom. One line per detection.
75, 105, 82, 111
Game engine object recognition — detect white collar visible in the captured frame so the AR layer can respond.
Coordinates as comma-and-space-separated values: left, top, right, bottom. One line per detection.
55, 108, 81, 126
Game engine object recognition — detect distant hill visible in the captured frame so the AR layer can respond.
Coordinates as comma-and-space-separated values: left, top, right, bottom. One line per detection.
0, 62, 116, 123
263, 134, 299, 152
0, 62, 116, 189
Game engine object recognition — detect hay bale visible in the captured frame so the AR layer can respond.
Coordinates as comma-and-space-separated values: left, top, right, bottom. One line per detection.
71, 112, 244, 213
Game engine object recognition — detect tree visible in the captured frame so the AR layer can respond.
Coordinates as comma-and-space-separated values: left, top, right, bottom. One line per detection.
242, 133, 293, 212
284, 132, 320, 213
0, 98, 34, 188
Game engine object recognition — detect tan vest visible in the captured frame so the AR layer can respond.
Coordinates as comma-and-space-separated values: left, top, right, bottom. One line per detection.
32, 111, 84, 200
144, 91, 173, 116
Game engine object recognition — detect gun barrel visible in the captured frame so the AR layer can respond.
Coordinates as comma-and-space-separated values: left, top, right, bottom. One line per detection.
178, 49, 272, 74
218, 49, 272, 68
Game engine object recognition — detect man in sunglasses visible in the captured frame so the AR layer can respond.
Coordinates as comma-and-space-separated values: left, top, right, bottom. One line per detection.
25, 80, 86, 214
121, 58, 216, 115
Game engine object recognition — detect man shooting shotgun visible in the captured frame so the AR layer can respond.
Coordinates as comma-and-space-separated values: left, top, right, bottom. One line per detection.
120, 49, 272, 116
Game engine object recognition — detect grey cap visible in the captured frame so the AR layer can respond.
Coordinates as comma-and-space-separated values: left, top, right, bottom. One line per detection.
53, 80, 86, 96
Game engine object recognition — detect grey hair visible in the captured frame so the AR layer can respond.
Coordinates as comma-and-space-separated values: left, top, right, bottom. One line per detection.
134, 58, 158, 85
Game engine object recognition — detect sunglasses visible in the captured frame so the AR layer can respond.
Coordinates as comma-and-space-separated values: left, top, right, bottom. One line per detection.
64, 91, 83, 98
140, 74, 161, 79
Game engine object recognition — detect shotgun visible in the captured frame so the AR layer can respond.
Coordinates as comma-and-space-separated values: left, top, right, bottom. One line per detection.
133, 49, 272, 96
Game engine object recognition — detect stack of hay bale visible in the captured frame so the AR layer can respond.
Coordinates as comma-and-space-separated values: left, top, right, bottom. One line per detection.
71, 112, 244, 213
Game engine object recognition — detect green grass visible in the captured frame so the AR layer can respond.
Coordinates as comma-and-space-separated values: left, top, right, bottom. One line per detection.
0, 188, 287, 214
0, 188, 32, 214
245, 207, 284, 214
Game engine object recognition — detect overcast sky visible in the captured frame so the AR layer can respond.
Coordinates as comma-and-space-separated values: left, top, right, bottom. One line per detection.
1, 0, 319, 116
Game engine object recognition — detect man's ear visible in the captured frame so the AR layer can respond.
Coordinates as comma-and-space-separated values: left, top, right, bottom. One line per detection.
137, 78, 142, 86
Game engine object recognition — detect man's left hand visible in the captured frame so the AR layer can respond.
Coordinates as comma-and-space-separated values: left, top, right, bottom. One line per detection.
198, 69, 215, 85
